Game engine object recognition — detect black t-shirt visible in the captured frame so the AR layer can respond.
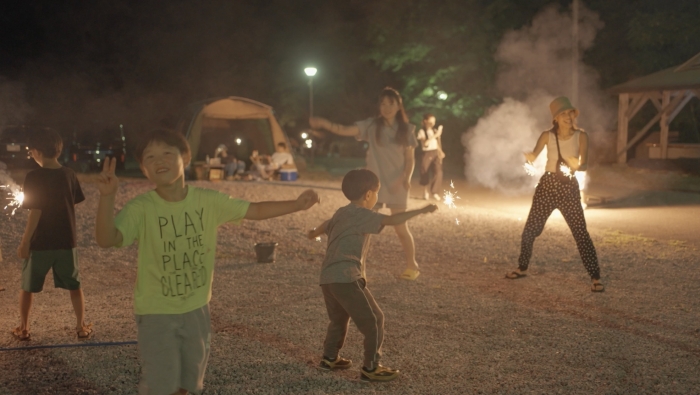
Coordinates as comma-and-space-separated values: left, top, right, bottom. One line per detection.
21, 167, 85, 250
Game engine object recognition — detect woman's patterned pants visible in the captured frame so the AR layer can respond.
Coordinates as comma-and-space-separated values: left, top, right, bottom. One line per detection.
518, 173, 600, 280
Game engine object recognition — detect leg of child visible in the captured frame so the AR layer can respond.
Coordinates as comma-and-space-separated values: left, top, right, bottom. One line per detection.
19, 290, 33, 331
389, 208, 418, 273
69, 288, 86, 331
325, 280, 384, 370
321, 285, 351, 360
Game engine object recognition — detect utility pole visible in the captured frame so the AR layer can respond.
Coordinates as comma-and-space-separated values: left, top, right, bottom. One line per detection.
572, 0, 579, 106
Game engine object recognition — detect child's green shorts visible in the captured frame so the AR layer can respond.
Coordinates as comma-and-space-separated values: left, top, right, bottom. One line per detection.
21, 248, 80, 292
136, 304, 211, 395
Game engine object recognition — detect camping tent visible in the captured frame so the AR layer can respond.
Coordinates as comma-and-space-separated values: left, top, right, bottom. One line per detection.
179, 96, 295, 165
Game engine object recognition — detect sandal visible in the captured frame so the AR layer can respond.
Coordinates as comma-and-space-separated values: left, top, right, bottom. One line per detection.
400, 269, 420, 281
591, 282, 605, 293
505, 271, 527, 279
77, 323, 94, 339
12, 327, 31, 341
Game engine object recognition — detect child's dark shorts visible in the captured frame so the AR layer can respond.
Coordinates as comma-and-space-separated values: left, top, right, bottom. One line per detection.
21, 248, 80, 292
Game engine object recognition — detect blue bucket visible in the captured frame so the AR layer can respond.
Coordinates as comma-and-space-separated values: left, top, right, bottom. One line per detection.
280, 169, 298, 181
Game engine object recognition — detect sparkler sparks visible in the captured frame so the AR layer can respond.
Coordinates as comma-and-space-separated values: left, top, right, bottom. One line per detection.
559, 163, 573, 178
1, 185, 24, 215
441, 180, 461, 224
523, 162, 537, 176
315, 236, 321, 242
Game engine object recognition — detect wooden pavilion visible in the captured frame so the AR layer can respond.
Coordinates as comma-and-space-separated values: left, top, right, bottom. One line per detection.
610, 52, 700, 163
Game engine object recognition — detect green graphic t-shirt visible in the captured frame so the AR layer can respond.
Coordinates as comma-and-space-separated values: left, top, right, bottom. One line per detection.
115, 186, 250, 315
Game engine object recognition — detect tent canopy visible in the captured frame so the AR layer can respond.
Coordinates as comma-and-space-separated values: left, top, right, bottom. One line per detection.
181, 97, 290, 162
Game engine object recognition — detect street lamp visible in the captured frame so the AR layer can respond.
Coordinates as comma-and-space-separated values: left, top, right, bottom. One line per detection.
304, 67, 317, 117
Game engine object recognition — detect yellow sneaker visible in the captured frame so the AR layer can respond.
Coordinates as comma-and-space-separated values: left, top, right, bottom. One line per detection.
319, 356, 352, 371
360, 365, 400, 382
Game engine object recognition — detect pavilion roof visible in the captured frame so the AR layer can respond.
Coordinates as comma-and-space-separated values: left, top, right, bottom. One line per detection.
608, 52, 700, 94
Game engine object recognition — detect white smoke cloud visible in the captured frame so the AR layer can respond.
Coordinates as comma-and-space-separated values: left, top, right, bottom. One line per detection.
0, 77, 32, 128
463, 3, 615, 194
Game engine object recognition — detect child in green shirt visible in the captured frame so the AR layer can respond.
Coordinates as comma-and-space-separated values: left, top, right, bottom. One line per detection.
96, 129, 319, 395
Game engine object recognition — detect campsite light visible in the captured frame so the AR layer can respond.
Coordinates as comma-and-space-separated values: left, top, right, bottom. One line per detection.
235, 138, 242, 145
301, 132, 308, 139
305, 139, 313, 148
438, 91, 448, 100
304, 67, 317, 118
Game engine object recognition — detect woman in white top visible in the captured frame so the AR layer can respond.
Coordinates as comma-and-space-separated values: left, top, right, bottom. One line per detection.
309, 87, 422, 281
416, 113, 443, 200
505, 97, 603, 292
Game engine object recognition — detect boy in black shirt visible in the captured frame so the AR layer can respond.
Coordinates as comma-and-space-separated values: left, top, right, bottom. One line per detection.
13, 128, 88, 341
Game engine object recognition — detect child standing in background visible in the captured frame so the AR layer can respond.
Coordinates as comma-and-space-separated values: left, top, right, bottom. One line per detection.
308, 169, 437, 382
14, 128, 89, 341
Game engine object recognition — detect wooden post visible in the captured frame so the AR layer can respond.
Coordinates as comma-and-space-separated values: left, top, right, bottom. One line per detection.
617, 93, 629, 164
660, 91, 670, 159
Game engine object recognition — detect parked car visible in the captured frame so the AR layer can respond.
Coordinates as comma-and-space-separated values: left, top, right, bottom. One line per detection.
0, 125, 44, 169
67, 126, 127, 172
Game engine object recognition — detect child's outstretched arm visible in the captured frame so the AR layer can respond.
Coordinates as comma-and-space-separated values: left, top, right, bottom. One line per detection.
245, 189, 320, 220
381, 204, 438, 226
95, 157, 123, 248
308, 219, 330, 239
17, 209, 41, 259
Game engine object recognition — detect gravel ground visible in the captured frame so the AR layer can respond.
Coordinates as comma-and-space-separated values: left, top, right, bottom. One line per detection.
1, 176, 699, 394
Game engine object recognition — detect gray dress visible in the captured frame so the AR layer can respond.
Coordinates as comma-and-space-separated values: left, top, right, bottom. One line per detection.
355, 118, 417, 208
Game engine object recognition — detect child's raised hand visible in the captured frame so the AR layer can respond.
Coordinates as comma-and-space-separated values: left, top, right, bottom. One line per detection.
295, 189, 320, 210
96, 157, 119, 196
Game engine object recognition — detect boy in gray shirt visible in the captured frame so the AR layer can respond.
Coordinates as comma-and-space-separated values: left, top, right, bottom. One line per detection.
308, 169, 437, 382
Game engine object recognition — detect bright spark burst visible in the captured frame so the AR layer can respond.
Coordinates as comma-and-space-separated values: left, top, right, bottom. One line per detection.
1, 185, 24, 215
559, 163, 573, 178
442, 179, 461, 224
315, 236, 321, 242
523, 162, 537, 176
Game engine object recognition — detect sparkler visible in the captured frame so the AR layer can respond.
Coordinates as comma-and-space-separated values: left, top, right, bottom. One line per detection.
523, 162, 537, 176
441, 180, 461, 224
1, 185, 24, 215
559, 163, 573, 178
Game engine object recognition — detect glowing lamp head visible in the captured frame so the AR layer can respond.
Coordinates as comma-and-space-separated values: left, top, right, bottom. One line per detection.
305, 139, 313, 148
301, 132, 308, 139
235, 138, 242, 145
304, 67, 317, 77
437, 91, 448, 100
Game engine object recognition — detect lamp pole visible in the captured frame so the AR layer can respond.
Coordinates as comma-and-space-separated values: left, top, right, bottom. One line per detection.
304, 67, 317, 166
304, 67, 317, 117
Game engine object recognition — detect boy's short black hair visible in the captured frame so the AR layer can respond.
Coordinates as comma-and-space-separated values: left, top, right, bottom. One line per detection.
277, 142, 287, 149
135, 129, 191, 163
342, 169, 379, 201
28, 128, 63, 158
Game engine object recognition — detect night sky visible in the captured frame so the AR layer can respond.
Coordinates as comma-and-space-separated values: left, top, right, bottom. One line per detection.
1, 0, 698, 150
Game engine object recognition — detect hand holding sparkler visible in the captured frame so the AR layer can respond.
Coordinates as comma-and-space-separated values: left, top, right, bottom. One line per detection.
420, 204, 439, 214
308, 219, 329, 240
523, 152, 537, 163
17, 241, 29, 260
564, 156, 580, 172
96, 157, 119, 196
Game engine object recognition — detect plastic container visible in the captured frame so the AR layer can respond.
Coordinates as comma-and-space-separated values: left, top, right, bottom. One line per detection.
254, 242, 278, 263
279, 169, 298, 181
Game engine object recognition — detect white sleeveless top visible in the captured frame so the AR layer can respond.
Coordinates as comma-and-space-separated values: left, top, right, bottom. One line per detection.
545, 130, 580, 173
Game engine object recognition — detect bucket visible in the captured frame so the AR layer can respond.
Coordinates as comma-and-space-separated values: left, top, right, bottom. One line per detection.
254, 242, 278, 263
279, 169, 298, 181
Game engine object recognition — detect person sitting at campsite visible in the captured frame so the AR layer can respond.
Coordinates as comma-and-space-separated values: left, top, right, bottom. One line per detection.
214, 144, 246, 180
251, 142, 295, 179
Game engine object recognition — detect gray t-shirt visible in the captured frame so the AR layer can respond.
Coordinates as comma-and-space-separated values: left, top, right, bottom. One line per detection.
319, 204, 386, 285
355, 117, 418, 207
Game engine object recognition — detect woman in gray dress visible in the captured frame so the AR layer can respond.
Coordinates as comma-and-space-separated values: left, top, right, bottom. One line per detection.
309, 87, 421, 280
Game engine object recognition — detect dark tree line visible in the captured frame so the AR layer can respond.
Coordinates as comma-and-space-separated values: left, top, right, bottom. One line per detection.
0, 0, 698, 163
